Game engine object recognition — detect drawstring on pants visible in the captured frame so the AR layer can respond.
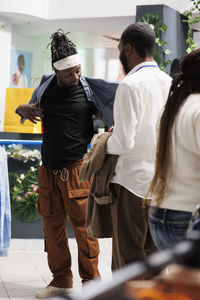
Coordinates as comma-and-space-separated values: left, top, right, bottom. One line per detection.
53, 168, 69, 181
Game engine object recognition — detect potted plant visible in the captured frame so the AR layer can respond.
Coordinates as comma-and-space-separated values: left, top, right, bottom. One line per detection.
9, 165, 40, 223
5, 144, 43, 238
98, 123, 106, 134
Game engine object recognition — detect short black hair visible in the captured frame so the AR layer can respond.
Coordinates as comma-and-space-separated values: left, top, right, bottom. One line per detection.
48, 29, 77, 67
121, 22, 155, 58
17, 54, 25, 66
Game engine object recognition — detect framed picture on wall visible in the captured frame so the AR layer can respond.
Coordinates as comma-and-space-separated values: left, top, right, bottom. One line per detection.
10, 50, 32, 88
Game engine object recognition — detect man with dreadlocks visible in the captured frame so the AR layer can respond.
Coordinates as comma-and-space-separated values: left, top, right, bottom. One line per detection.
16, 29, 118, 298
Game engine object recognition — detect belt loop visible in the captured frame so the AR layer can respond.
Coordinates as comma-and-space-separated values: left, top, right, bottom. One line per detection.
53, 169, 58, 175
163, 208, 167, 222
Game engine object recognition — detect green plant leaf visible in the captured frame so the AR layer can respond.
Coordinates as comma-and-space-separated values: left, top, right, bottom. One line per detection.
8, 150, 41, 223
184, 0, 200, 53
138, 12, 171, 72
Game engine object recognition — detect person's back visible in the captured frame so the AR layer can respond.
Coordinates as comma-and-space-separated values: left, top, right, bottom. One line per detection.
159, 93, 200, 212
106, 22, 171, 270
149, 48, 200, 250
113, 64, 171, 197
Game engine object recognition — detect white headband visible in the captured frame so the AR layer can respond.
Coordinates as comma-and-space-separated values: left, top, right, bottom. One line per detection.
53, 54, 81, 70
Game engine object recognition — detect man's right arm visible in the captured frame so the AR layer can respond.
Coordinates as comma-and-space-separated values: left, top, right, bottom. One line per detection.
15, 76, 46, 124
17, 102, 44, 124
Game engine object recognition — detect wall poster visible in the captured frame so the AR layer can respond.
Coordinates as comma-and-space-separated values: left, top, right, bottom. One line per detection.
10, 50, 32, 88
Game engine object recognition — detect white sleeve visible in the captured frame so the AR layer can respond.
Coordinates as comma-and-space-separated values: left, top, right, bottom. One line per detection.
107, 82, 140, 155
194, 112, 200, 151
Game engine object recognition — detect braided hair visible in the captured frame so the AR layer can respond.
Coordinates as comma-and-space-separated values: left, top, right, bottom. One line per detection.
48, 29, 77, 68
147, 48, 200, 205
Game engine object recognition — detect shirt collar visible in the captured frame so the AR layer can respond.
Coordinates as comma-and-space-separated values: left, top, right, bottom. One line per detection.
127, 61, 159, 76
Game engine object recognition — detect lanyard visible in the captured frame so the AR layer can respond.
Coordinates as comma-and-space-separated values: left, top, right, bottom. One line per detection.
136, 65, 159, 72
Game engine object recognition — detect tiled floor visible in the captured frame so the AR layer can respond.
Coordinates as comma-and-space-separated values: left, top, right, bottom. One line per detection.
0, 238, 112, 299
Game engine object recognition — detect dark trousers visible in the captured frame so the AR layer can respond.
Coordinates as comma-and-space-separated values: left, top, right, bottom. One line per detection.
111, 183, 156, 271
38, 161, 100, 288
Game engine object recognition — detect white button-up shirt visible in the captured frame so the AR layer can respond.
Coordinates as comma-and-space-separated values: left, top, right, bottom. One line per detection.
107, 61, 172, 198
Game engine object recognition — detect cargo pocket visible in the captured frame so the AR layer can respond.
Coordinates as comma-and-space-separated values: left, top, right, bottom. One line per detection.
38, 187, 53, 216
67, 164, 91, 199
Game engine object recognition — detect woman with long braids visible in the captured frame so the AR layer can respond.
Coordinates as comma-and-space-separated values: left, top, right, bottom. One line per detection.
148, 49, 200, 250
16, 29, 118, 298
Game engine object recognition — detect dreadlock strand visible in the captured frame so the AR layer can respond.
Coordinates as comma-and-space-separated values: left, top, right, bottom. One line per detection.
47, 29, 77, 66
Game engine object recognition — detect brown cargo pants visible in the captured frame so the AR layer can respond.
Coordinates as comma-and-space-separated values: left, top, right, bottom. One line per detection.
37, 160, 100, 288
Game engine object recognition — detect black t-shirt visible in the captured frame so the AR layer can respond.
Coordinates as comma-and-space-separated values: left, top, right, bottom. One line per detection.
40, 77, 97, 169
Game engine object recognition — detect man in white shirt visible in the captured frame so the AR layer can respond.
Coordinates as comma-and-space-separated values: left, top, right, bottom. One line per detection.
107, 22, 172, 270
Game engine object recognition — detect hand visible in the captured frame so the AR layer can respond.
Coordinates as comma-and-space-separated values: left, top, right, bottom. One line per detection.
108, 126, 114, 133
12, 73, 19, 85
95, 110, 103, 120
17, 102, 44, 124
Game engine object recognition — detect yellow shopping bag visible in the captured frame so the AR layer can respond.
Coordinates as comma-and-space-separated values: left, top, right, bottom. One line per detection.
4, 88, 42, 133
